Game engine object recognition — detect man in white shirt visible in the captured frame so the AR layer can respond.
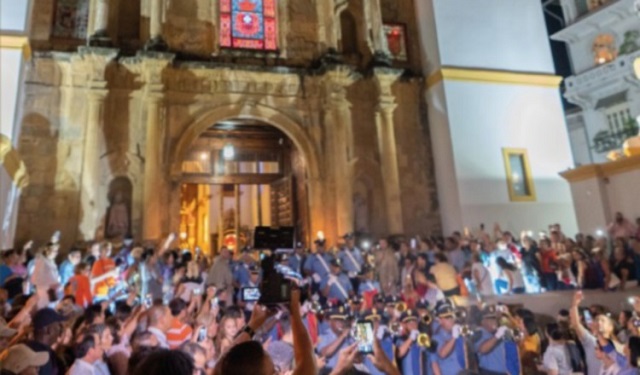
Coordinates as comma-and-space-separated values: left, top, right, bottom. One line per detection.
147, 305, 172, 349
68, 334, 103, 375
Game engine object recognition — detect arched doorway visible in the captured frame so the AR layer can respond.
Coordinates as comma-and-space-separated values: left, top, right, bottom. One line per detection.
176, 119, 311, 256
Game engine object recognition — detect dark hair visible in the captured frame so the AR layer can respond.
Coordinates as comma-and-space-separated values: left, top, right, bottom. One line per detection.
105, 317, 122, 345
522, 315, 538, 336
169, 298, 188, 317
630, 336, 640, 368
546, 323, 566, 341
558, 309, 569, 318
74, 262, 89, 275
85, 304, 104, 325
496, 257, 517, 272
75, 334, 97, 358
215, 341, 269, 374
114, 301, 133, 322
131, 349, 194, 375
435, 253, 448, 263
2, 249, 15, 258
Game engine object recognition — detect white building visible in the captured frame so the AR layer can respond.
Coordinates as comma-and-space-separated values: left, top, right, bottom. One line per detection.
552, 0, 640, 165
415, 0, 578, 235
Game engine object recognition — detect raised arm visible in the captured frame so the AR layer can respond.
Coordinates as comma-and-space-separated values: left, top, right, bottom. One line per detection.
569, 291, 589, 342
290, 288, 317, 375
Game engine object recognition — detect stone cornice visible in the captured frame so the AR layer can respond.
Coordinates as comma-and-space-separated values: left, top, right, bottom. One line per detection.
560, 154, 640, 182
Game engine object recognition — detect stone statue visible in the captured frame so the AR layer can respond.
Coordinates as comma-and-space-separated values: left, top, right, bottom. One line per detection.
106, 192, 130, 239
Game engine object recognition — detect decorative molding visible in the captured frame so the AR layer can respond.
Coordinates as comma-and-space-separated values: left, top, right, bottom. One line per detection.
0, 35, 31, 60
502, 148, 537, 202
426, 67, 563, 89
560, 154, 640, 182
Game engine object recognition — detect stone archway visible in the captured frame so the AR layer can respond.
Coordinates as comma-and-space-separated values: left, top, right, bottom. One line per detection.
170, 102, 326, 242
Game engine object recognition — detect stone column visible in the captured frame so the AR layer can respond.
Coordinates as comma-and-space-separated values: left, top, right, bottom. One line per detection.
322, 67, 356, 239
138, 53, 173, 241
75, 47, 117, 240
364, 0, 391, 65
146, 0, 167, 50
374, 69, 403, 234
88, 0, 111, 45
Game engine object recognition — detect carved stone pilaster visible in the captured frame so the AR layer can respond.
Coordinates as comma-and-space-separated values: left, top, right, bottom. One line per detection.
145, 0, 168, 51
321, 66, 358, 240
88, 0, 111, 46
373, 68, 404, 234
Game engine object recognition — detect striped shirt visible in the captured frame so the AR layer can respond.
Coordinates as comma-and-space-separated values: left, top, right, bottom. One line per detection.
166, 318, 192, 349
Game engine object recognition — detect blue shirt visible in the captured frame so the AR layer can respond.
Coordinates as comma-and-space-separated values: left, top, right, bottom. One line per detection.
395, 336, 423, 375
364, 335, 394, 375
358, 280, 381, 296
338, 248, 363, 274
317, 330, 354, 369
304, 253, 334, 279
59, 260, 74, 286
474, 328, 508, 373
321, 273, 353, 302
0, 265, 13, 287
288, 254, 304, 275
432, 327, 465, 374
233, 262, 253, 286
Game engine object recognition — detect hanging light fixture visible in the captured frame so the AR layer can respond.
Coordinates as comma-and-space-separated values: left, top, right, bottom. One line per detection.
223, 143, 235, 160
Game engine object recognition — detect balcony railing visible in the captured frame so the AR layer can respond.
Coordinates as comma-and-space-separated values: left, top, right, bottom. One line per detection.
564, 50, 640, 95
592, 122, 639, 154
573, 0, 615, 20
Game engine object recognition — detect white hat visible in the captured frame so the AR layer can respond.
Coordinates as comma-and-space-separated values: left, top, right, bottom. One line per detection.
1, 344, 49, 373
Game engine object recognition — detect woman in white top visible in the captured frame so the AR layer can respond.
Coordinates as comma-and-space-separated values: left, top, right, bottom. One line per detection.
540, 323, 573, 375
471, 252, 494, 296
31, 244, 61, 308
496, 256, 526, 294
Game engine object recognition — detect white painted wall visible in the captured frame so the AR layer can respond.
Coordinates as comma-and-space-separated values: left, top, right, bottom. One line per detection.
442, 80, 578, 235
604, 171, 640, 221
0, 0, 29, 32
432, 0, 556, 74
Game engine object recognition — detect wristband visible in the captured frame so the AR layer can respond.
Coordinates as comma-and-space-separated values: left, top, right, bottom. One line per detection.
235, 325, 255, 339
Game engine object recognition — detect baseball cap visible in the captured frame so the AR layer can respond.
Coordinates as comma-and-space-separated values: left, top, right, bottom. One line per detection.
1, 344, 49, 373
32, 308, 65, 330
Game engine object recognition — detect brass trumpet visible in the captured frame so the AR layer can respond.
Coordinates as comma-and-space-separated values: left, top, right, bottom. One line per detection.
460, 325, 475, 337
395, 301, 408, 314
421, 311, 432, 325
389, 322, 402, 336
417, 333, 431, 348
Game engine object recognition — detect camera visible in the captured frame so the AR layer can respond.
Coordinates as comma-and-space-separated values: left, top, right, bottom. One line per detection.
242, 287, 261, 302
253, 227, 296, 306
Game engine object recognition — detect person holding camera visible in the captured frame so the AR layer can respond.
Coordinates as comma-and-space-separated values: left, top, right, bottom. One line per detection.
473, 305, 521, 375
431, 300, 468, 375
215, 287, 316, 375
322, 260, 353, 304
237, 265, 261, 320
358, 308, 395, 375
317, 306, 355, 372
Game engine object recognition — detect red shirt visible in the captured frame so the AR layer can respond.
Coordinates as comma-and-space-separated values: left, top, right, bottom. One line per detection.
67, 274, 92, 308
540, 249, 558, 274
91, 258, 116, 297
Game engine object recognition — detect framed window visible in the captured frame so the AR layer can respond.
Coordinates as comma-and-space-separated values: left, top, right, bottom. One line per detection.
383, 23, 407, 61
219, 0, 278, 51
502, 148, 536, 202
51, 0, 89, 39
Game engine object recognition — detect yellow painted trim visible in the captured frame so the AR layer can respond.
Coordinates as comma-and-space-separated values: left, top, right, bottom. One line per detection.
502, 148, 537, 202
561, 155, 640, 182
634, 57, 640, 80
0, 35, 31, 60
0, 134, 29, 189
426, 67, 563, 89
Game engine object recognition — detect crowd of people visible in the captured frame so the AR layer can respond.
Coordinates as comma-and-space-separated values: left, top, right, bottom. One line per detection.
0, 212, 639, 375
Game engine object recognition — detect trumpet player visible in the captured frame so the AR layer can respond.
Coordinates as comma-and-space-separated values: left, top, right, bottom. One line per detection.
395, 310, 424, 375
317, 305, 355, 372
473, 305, 521, 375
361, 309, 396, 375
431, 301, 469, 375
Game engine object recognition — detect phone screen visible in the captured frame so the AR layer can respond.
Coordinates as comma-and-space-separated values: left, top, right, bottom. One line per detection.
144, 294, 152, 308
197, 326, 207, 342
353, 320, 374, 354
583, 310, 593, 325
242, 287, 261, 302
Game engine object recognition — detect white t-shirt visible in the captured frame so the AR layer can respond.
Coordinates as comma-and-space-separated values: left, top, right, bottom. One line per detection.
600, 363, 620, 375
472, 262, 494, 296
509, 269, 526, 289
542, 343, 573, 375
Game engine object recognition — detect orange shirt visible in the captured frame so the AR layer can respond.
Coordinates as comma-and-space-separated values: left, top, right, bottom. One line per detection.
91, 258, 116, 297
167, 317, 193, 349
67, 274, 92, 308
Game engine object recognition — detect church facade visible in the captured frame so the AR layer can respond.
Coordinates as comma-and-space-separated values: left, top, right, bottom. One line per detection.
8, 0, 578, 251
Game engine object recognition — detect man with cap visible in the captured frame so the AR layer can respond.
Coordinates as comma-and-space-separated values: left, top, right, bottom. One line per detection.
361, 308, 395, 375
304, 239, 334, 296
473, 305, 519, 375
237, 265, 261, 320
395, 309, 423, 375
317, 305, 355, 372
338, 233, 364, 290
288, 242, 306, 275
431, 300, 468, 375
322, 259, 353, 304
24, 308, 66, 375
1, 344, 49, 375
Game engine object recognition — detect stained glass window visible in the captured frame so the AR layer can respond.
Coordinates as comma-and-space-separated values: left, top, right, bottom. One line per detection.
220, 0, 278, 51
52, 0, 89, 39
383, 23, 407, 61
